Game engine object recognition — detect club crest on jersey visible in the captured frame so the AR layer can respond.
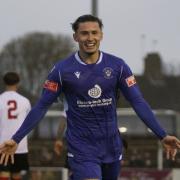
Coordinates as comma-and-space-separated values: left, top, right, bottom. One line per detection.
88, 84, 102, 98
103, 67, 113, 79
74, 71, 81, 79
125, 75, 136, 87
43, 80, 59, 92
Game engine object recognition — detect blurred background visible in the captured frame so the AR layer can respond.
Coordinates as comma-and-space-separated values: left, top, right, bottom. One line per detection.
0, 0, 180, 179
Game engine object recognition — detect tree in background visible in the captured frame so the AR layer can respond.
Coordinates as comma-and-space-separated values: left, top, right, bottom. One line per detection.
0, 32, 75, 102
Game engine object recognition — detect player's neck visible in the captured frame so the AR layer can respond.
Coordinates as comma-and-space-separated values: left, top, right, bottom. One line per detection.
78, 51, 100, 64
6, 85, 18, 92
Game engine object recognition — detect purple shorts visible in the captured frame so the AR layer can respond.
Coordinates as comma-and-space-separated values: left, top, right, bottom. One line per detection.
68, 157, 121, 180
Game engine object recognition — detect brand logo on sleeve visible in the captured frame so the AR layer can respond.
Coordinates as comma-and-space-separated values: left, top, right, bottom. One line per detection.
43, 80, 59, 92
88, 84, 102, 98
125, 75, 136, 87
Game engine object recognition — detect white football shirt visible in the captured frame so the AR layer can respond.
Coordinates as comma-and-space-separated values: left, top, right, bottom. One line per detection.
0, 91, 31, 153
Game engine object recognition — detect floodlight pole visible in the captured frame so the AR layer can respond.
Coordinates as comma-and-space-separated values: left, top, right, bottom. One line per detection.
91, 0, 98, 17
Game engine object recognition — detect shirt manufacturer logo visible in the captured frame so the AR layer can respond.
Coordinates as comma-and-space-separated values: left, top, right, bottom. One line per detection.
74, 71, 81, 79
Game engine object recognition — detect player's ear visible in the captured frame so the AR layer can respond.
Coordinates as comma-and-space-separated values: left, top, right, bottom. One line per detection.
100, 31, 103, 40
73, 33, 78, 42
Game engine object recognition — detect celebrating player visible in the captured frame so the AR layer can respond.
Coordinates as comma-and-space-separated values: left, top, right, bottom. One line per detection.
0, 15, 180, 180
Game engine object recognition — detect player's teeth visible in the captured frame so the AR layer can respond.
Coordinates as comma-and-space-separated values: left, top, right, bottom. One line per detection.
87, 44, 94, 47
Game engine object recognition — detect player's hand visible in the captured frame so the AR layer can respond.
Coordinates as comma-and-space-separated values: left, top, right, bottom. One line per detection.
161, 135, 180, 161
0, 139, 18, 166
54, 140, 63, 156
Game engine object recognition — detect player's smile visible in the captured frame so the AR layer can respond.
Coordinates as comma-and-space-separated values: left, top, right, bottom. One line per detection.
85, 42, 95, 48
84, 41, 96, 51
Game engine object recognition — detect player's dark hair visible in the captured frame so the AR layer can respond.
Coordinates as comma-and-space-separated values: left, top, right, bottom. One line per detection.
3, 72, 20, 85
71, 14, 103, 32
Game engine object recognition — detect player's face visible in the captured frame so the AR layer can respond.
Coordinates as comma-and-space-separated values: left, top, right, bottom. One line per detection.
73, 21, 103, 56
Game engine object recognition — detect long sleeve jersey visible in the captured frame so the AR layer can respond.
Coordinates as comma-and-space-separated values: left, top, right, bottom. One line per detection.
12, 51, 167, 163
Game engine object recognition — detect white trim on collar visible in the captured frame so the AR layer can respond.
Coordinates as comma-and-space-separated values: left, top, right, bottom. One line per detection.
74, 51, 103, 65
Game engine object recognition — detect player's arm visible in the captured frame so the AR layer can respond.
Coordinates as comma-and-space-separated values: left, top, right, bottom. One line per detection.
119, 62, 180, 160
12, 65, 62, 144
54, 115, 67, 156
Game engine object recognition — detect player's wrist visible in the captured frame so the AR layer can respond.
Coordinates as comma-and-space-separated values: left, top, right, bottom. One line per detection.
11, 136, 19, 144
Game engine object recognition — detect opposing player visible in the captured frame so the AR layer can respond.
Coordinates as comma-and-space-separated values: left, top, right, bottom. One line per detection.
1, 15, 180, 180
0, 72, 31, 180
